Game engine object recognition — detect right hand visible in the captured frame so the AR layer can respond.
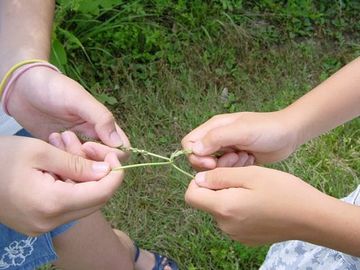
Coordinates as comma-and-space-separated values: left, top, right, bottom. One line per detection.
0, 135, 123, 236
182, 111, 299, 170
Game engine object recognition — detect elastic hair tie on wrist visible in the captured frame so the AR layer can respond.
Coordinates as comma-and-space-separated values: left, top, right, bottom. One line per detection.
0, 60, 61, 116
0, 59, 47, 97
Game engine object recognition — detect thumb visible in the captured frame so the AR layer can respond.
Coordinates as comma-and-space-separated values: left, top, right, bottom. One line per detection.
94, 114, 124, 147
195, 167, 254, 190
192, 122, 251, 156
68, 79, 127, 147
185, 180, 218, 214
39, 144, 111, 182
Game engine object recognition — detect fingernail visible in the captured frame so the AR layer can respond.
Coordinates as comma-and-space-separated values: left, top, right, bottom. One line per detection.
195, 172, 206, 185
49, 136, 60, 147
92, 162, 110, 173
110, 131, 123, 146
61, 132, 71, 146
238, 152, 248, 165
192, 141, 204, 154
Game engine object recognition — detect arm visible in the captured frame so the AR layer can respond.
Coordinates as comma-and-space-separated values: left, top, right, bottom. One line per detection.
0, 0, 129, 149
0, 1, 128, 235
182, 57, 360, 169
0, 0, 54, 78
185, 167, 360, 256
285, 57, 360, 146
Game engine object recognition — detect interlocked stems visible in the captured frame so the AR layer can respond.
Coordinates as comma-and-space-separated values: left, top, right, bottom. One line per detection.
112, 146, 194, 179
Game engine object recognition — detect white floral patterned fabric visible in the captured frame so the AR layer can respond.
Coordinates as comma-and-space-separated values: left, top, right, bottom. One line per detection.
260, 185, 360, 270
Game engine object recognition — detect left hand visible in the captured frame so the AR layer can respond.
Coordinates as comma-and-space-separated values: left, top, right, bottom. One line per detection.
7, 66, 129, 149
185, 166, 333, 246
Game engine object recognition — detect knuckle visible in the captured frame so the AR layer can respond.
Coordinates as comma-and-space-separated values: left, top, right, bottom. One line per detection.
211, 113, 228, 121
30, 219, 54, 235
32, 140, 51, 161
211, 114, 222, 121
99, 110, 114, 125
180, 137, 188, 148
214, 204, 233, 219
67, 154, 85, 177
36, 199, 61, 218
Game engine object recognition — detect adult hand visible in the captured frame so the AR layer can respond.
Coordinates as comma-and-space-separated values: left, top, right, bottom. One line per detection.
185, 166, 334, 245
6, 66, 130, 150
182, 112, 299, 171
0, 135, 123, 236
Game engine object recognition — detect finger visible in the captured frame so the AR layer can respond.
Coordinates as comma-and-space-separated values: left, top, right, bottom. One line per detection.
185, 180, 219, 214
191, 122, 251, 156
82, 141, 129, 162
38, 143, 111, 182
51, 152, 123, 211
74, 96, 126, 147
194, 167, 260, 190
49, 133, 65, 151
217, 152, 240, 167
64, 76, 128, 147
244, 155, 255, 166
61, 131, 85, 156
188, 154, 217, 171
181, 115, 234, 151
48, 133, 67, 181
232, 152, 249, 167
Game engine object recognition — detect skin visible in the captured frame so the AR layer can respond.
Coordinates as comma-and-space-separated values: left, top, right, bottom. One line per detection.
183, 57, 360, 256
1, 1, 173, 269
0, 0, 128, 234
50, 131, 171, 270
0, 135, 120, 236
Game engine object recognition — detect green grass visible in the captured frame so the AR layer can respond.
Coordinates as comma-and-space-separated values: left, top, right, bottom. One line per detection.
101, 41, 360, 270
41, 1, 360, 269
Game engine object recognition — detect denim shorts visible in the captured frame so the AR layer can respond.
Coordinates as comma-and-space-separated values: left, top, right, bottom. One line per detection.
0, 129, 75, 270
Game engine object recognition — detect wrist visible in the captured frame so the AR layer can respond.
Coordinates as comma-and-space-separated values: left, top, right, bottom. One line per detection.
4, 64, 60, 117
274, 109, 303, 151
0, 52, 49, 80
278, 104, 312, 148
297, 193, 360, 256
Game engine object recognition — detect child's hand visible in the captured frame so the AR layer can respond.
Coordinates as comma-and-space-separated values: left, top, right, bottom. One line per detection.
6, 67, 130, 149
185, 166, 334, 246
0, 135, 123, 236
182, 112, 298, 170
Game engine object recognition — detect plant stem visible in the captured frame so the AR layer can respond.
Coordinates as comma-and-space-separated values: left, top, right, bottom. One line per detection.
119, 146, 170, 161
171, 163, 194, 179
112, 161, 171, 171
115, 146, 194, 178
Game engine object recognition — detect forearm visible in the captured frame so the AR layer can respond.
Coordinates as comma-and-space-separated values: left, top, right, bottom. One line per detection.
0, 0, 55, 78
282, 57, 360, 146
301, 195, 360, 256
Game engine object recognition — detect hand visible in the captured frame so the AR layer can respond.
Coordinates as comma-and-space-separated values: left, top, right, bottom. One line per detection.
0, 135, 123, 236
6, 66, 130, 149
182, 112, 299, 171
185, 166, 333, 245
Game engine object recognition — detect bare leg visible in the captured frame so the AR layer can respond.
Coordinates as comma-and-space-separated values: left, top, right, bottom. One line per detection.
52, 211, 134, 270
113, 230, 171, 270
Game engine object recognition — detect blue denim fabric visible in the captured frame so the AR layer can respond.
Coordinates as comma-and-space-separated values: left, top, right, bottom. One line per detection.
0, 129, 75, 269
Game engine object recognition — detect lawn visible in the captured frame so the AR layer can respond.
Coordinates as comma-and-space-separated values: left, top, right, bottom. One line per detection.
45, 1, 360, 269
